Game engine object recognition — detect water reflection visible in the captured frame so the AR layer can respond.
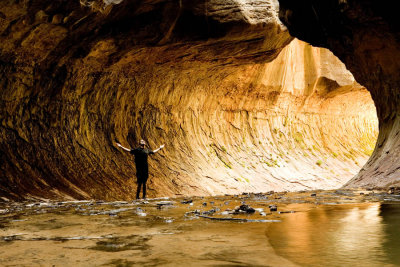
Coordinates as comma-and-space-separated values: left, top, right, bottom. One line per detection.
1, 193, 400, 266
380, 204, 400, 266
267, 203, 400, 267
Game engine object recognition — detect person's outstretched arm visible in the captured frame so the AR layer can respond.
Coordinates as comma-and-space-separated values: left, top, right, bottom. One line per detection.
152, 144, 165, 153
116, 143, 132, 152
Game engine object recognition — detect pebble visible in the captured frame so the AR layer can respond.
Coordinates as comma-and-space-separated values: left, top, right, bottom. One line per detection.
269, 205, 278, 212
234, 204, 255, 214
155, 201, 174, 207
388, 187, 400, 195
202, 209, 216, 215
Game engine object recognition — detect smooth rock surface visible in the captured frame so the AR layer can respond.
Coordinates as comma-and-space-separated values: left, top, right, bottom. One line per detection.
0, 0, 378, 200
279, 0, 400, 189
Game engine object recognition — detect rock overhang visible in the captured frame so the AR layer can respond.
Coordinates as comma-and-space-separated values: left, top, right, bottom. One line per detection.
0, 0, 382, 200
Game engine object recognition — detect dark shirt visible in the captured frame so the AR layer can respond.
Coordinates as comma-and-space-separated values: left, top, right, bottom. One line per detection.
130, 148, 154, 178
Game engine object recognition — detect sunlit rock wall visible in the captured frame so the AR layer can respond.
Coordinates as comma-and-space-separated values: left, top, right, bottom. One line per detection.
279, 0, 400, 189
0, 0, 377, 200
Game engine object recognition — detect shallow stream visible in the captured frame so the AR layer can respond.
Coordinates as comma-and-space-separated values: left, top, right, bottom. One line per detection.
1, 190, 399, 266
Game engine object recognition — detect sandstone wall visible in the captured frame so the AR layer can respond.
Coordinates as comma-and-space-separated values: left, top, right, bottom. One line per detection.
279, 0, 400, 189
0, 0, 377, 200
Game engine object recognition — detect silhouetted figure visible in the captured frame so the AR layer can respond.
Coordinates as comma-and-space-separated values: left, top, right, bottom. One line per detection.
116, 139, 164, 199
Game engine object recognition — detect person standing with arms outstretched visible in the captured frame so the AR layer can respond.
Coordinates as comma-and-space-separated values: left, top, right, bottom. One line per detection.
116, 139, 164, 199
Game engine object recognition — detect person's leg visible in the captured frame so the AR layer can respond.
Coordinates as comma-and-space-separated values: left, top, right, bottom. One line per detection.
142, 180, 147, 199
136, 181, 142, 199
142, 171, 149, 199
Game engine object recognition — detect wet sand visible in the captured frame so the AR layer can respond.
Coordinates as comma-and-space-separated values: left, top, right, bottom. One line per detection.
0, 190, 399, 266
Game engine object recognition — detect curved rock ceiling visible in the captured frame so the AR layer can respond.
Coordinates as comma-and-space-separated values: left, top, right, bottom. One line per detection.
279, 0, 400, 190
0, 0, 380, 200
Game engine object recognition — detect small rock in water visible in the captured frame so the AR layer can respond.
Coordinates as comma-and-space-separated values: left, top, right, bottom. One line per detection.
202, 209, 217, 215
181, 199, 193, 204
202, 202, 207, 206
253, 193, 268, 200
136, 207, 146, 216
269, 205, 278, 212
311, 193, 317, 197
156, 201, 174, 209
3, 235, 22, 242
234, 204, 255, 214
388, 187, 400, 195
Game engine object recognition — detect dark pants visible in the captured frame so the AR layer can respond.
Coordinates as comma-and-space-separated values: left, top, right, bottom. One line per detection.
136, 179, 147, 199
136, 170, 148, 199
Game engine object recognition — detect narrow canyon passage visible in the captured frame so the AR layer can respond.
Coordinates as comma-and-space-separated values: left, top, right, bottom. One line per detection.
0, 0, 381, 200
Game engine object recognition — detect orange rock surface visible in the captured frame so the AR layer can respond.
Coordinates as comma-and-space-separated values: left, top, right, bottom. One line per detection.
280, 0, 400, 189
0, 0, 378, 200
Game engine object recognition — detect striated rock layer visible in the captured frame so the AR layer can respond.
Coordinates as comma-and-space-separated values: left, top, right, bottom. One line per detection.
0, 0, 377, 200
279, 0, 400, 189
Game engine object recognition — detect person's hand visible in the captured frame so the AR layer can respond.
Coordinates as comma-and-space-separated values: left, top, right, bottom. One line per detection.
160, 144, 165, 149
